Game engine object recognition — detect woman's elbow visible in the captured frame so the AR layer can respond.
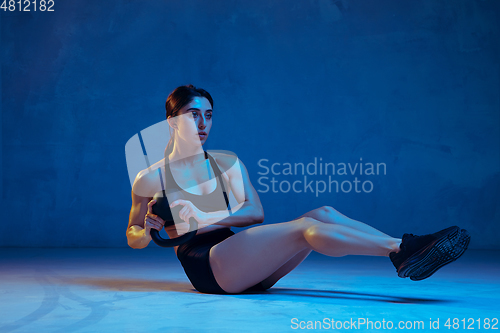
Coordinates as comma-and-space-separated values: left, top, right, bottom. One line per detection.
126, 236, 136, 249
127, 239, 145, 249
126, 228, 143, 249
253, 208, 265, 224
126, 235, 137, 249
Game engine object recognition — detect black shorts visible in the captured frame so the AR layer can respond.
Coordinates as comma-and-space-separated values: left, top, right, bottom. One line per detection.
176, 228, 269, 294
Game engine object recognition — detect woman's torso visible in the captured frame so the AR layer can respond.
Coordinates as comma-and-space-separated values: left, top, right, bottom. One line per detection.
149, 151, 231, 255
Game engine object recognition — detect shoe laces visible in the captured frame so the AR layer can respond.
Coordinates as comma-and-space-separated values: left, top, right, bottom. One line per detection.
401, 232, 434, 254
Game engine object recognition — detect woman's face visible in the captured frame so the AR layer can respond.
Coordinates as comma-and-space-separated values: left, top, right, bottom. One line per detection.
170, 96, 213, 147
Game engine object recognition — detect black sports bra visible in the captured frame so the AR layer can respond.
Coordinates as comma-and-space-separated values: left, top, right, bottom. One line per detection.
156, 151, 231, 224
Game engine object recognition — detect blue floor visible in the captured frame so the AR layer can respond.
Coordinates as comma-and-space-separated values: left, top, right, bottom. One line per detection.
0, 248, 498, 332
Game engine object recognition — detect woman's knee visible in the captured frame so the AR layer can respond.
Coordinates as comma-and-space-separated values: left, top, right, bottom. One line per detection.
303, 224, 322, 241
317, 205, 341, 218
295, 216, 322, 229
321, 205, 338, 214
293, 217, 324, 245
303, 221, 344, 244
303, 205, 340, 221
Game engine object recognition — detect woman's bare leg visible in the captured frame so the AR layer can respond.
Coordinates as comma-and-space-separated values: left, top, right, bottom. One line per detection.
298, 206, 393, 238
258, 248, 312, 289
210, 217, 401, 293
253, 206, 400, 289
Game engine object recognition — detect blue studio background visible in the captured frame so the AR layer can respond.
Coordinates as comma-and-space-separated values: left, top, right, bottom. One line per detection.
1, 0, 498, 248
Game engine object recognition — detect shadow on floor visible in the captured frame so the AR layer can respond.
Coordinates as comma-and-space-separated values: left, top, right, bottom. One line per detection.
63, 278, 453, 304
64, 277, 197, 293
255, 288, 453, 304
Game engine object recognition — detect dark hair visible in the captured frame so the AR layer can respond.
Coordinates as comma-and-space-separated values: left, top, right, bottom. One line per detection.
164, 84, 214, 157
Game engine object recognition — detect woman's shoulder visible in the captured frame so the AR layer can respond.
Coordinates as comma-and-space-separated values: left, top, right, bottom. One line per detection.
206, 150, 242, 173
131, 160, 165, 198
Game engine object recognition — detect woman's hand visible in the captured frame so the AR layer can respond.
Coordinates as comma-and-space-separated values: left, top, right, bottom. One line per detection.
170, 199, 210, 233
144, 199, 166, 236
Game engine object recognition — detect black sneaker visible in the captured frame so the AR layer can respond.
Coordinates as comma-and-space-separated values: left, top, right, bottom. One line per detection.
389, 226, 471, 280
408, 228, 471, 281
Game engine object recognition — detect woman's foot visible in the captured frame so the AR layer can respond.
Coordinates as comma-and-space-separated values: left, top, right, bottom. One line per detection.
389, 226, 471, 280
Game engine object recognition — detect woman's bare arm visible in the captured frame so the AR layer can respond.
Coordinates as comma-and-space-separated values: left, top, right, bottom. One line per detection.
128, 192, 185, 249
126, 170, 161, 249
206, 154, 264, 228
126, 189, 153, 249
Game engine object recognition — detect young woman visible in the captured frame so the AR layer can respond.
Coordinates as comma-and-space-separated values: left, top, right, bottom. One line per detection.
126, 84, 471, 294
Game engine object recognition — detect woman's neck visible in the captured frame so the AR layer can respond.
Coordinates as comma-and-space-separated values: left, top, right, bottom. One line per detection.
168, 145, 206, 167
